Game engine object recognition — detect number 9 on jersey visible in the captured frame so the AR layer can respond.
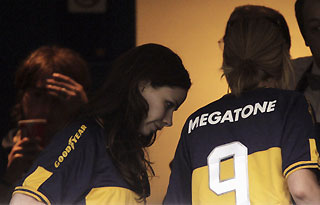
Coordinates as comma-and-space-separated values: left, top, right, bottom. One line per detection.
207, 141, 250, 205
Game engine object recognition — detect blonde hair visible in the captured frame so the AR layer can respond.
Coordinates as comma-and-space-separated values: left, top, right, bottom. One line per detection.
222, 5, 293, 96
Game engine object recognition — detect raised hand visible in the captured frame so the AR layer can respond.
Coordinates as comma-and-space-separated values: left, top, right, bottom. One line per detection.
6, 133, 43, 185
46, 73, 88, 104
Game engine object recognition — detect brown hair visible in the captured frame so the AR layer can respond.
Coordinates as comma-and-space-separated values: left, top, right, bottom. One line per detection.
13, 45, 91, 121
222, 5, 292, 96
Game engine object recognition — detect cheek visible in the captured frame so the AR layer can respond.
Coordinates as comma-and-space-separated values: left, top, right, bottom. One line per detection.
145, 102, 166, 122
21, 94, 29, 115
305, 31, 320, 48
138, 118, 152, 136
22, 95, 51, 118
309, 42, 320, 64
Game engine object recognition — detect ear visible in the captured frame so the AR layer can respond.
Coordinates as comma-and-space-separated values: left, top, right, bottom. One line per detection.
138, 81, 150, 93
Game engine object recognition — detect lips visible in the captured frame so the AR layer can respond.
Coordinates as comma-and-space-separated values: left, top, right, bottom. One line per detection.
154, 123, 164, 131
148, 122, 164, 135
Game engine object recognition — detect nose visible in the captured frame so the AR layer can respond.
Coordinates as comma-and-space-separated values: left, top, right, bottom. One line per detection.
163, 111, 173, 127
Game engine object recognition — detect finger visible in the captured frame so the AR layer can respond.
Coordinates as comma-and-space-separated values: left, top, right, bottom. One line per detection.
46, 80, 88, 103
46, 84, 76, 97
20, 137, 42, 145
17, 141, 42, 152
46, 78, 79, 92
12, 146, 41, 156
12, 140, 42, 152
10, 145, 24, 154
47, 90, 59, 98
13, 138, 41, 152
47, 88, 75, 102
10, 147, 31, 159
11, 149, 41, 162
52, 73, 80, 87
14, 137, 32, 146
11, 153, 24, 159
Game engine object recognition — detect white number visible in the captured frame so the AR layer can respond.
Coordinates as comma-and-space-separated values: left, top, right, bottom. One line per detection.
207, 141, 250, 205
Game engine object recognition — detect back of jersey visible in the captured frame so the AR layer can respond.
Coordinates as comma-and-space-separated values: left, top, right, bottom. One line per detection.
164, 88, 319, 205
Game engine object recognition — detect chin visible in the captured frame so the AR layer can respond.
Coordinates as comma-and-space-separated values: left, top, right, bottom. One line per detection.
139, 125, 154, 137
140, 130, 154, 137
139, 127, 157, 137
141, 132, 156, 147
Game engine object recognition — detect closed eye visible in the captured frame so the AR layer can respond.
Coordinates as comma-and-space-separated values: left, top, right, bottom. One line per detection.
165, 101, 176, 110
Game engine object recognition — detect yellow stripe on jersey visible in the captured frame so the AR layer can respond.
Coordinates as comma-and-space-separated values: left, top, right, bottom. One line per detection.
283, 139, 320, 178
192, 147, 291, 205
284, 161, 319, 178
13, 189, 43, 202
85, 187, 141, 205
309, 139, 319, 162
22, 166, 52, 190
13, 166, 52, 204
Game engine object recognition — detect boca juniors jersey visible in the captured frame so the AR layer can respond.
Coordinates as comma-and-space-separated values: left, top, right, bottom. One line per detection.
13, 119, 142, 204
164, 88, 320, 205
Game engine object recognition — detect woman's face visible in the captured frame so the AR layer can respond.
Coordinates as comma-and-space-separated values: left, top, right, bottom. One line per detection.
21, 81, 69, 123
139, 83, 188, 136
22, 85, 53, 120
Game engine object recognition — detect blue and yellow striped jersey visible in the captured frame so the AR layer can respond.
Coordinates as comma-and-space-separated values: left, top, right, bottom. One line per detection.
13, 119, 142, 204
164, 88, 320, 205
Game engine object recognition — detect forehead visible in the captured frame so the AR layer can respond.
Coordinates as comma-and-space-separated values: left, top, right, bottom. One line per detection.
146, 86, 187, 105
157, 86, 186, 98
303, 0, 320, 22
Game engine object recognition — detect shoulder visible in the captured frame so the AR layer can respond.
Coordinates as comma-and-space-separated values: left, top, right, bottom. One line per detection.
265, 88, 305, 99
13, 120, 107, 204
51, 118, 103, 144
39, 118, 105, 170
257, 88, 308, 111
291, 56, 314, 81
262, 89, 312, 125
292, 56, 313, 68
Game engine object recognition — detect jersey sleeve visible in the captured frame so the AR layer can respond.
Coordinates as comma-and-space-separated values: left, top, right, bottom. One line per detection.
281, 95, 320, 178
163, 122, 193, 205
13, 121, 99, 204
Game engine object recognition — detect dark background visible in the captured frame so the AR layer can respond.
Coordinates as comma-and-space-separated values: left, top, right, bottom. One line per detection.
0, 0, 136, 138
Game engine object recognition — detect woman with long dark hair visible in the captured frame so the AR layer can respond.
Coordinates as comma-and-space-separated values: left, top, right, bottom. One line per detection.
10, 43, 191, 204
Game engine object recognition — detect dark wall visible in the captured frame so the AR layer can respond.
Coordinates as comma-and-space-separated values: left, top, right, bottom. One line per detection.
0, 0, 136, 137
